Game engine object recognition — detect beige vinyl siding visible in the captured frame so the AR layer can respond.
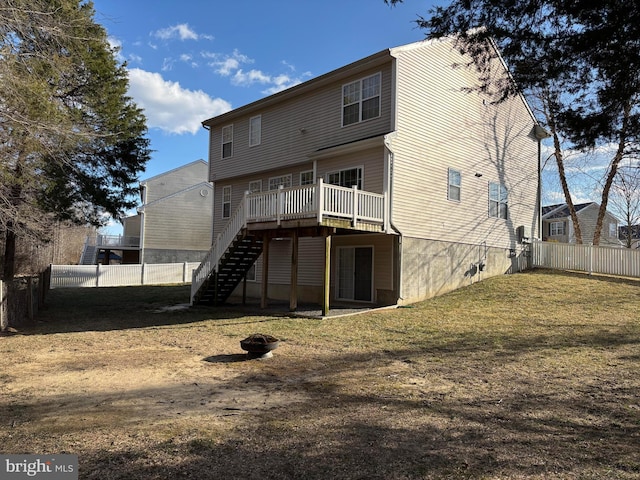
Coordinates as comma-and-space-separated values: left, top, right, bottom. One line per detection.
332, 234, 393, 291
123, 214, 141, 239
143, 160, 208, 203
577, 206, 619, 245
250, 237, 324, 287
143, 187, 213, 251
208, 64, 393, 182
388, 40, 538, 249
317, 146, 385, 193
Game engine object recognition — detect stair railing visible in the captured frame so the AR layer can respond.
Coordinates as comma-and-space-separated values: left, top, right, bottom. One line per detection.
190, 194, 247, 304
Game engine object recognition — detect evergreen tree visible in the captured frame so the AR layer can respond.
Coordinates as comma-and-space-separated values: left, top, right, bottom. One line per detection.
0, 0, 150, 280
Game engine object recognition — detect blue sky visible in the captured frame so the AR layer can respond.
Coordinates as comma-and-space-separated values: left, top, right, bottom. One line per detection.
92, 0, 439, 232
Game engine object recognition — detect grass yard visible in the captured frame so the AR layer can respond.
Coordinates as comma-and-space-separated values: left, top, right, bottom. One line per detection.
0, 269, 639, 479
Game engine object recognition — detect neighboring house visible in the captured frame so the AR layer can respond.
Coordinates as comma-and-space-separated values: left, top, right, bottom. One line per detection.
618, 224, 640, 249
542, 202, 621, 246
191, 38, 545, 312
120, 159, 213, 264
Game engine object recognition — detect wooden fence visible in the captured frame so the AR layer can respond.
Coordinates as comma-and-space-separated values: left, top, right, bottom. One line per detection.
0, 268, 50, 329
531, 241, 640, 278
50, 262, 201, 289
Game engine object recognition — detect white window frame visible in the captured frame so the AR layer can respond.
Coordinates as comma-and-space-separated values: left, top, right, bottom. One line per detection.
300, 170, 314, 186
249, 115, 261, 147
342, 72, 381, 127
489, 182, 508, 219
222, 125, 233, 159
222, 185, 231, 218
248, 180, 262, 193
448, 168, 461, 202
609, 222, 618, 239
550, 221, 565, 236
325, 166, 363, 189
268, 174, 292, 190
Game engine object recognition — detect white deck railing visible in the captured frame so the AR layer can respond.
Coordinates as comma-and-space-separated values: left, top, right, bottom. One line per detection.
190, 180, 388, 304
245, 179, 386, 227
94, 234, 140, 248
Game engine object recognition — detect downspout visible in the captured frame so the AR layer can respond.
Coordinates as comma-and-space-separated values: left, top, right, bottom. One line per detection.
385, 50, 404, 303
384, 137, 403, 303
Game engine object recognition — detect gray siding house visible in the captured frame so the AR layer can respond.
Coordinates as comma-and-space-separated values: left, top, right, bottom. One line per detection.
542, 202, 621, 246
123, 160, 213, 264
191, 38, 544, 312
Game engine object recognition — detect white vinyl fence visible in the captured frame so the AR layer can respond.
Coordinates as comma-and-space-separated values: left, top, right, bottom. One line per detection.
531, 241, 640, 278
50, 262, 201, 289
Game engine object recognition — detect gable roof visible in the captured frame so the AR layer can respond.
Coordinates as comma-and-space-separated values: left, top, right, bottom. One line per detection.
542, 202, 595, 219
140, 159, 207, 185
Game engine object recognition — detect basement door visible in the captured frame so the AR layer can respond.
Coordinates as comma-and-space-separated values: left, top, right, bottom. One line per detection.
337, 246, 373, 302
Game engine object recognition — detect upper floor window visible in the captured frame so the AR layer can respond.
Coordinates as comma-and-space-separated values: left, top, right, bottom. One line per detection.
300, 171, 314, 186
448, 168, 461, 202
342, 73, 381, 126
609, 222, 618, 238
249, 115, 261, 147
222, 125, 233, 158
550, 221, 565, 236
222, 185, 231, 218
489, 182, 508, 219
248, 180, 262, 193
327, 167, 363, 189
269, 174, 292, 190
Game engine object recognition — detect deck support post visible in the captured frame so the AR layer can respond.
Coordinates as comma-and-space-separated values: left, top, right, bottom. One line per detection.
261, 235, 270, 309
323, 231, 331, 317
290, 230, 298, 312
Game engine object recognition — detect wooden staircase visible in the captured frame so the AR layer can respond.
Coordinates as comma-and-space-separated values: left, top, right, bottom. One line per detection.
192, 230, 263, 305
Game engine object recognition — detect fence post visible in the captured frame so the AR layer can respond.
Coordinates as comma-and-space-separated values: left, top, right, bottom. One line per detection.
96, 264, 100, 287
317, 178, 324, 223
588, 243, 593, 276
141, 263, 146, 285
183, 262, 188, 283
277, 184, 284, 226
27, 277, 34, 322
352, 185, 359, 227
0, 280, 4, 331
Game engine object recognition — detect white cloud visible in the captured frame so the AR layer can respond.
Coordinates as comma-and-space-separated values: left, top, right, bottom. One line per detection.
127, 68, 231, 135
232, 69, 272, 86
153, 23, 212, 41
203, 49, 253, 76
202, 49, 311, 94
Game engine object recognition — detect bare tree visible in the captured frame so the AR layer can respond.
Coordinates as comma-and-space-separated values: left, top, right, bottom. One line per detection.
609, 160, 640, 248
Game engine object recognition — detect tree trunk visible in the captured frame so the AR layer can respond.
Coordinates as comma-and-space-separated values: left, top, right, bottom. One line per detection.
593, 100, 631, 246
552, 131, 583, 244
541, 88, 583, 243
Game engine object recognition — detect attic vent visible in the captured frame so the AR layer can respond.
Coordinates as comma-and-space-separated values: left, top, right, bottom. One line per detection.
200, 189, 210, 197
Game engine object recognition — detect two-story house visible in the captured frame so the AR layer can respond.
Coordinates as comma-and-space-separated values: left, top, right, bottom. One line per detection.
191, 38, 545, 314
121, 160, 213, 264
542, 202, 621, 246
